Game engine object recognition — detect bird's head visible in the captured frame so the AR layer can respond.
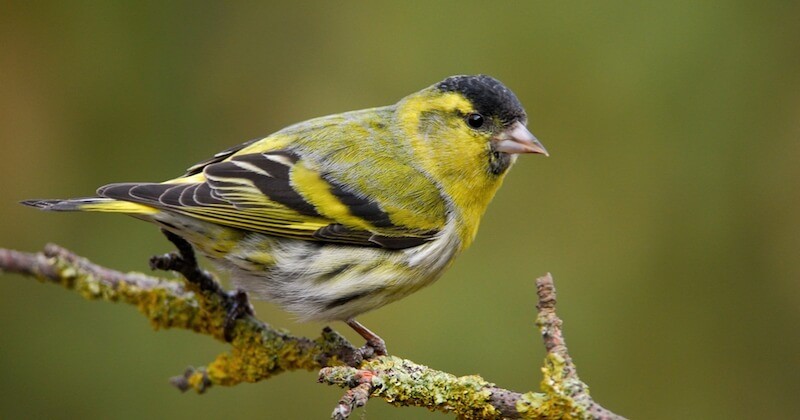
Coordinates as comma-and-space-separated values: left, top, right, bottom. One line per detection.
398, 75, 547, 179
396, 75, 547, 244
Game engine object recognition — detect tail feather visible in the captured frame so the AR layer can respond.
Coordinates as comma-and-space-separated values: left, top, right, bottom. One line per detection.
20, 199, 57, 209
21, 197, 101, 211
20, 197, 158, 214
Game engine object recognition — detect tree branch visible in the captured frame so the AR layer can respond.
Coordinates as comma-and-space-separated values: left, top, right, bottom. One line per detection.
0, 244, 624, 419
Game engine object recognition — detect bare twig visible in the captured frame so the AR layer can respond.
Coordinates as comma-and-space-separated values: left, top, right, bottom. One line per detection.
0, 245, 624, 419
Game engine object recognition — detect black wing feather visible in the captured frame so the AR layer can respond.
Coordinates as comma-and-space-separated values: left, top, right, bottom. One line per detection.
182, 137, 262, 176
97, 150, 438, 250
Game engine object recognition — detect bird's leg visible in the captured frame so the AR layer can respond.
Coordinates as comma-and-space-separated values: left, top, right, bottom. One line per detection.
346, 319, 388, 357
149, 229, 219, 292
150, 229, 253, 341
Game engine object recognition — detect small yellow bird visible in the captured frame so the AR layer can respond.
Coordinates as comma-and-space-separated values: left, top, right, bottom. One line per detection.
23, 75, 547, 353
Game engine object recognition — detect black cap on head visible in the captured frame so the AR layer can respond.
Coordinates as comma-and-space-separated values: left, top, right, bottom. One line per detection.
435, 75, 526, 125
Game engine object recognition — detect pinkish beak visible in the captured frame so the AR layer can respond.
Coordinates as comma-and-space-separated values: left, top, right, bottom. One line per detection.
493, 121, 549, 156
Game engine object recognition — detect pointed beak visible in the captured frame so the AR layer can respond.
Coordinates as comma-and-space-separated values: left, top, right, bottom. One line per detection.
493, 121, 549, 156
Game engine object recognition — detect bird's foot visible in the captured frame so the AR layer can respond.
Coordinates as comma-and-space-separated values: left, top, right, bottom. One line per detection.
346, 319, 388, 359
355, 337, 387, 361
149, 229, 221, 293
151, 229, 253, 341
223, 288, 255, 341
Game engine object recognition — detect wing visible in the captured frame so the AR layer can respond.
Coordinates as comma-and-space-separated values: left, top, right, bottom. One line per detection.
98, 150, 439, 249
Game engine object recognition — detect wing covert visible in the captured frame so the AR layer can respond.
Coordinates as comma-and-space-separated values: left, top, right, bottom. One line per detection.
99, 150, 439, 249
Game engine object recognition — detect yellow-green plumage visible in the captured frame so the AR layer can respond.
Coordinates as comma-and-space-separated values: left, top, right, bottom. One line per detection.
23, 75, 547, 323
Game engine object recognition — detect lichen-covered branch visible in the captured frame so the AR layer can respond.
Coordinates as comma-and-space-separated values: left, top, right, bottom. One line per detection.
0, 245, 624, 419
319, 274, 623, 420
0, 244, 359, 389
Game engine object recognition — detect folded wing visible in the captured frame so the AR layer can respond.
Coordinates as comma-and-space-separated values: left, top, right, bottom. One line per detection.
98, 150, 438, 249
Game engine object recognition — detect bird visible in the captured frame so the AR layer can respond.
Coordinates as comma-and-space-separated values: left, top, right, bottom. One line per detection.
22, 74, 548, 354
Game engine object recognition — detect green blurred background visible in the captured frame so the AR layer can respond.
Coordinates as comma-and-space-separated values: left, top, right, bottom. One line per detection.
2, 2, 798, 419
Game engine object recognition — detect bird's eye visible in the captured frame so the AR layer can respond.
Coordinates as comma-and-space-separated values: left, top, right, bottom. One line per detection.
466, 113, 485, 129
